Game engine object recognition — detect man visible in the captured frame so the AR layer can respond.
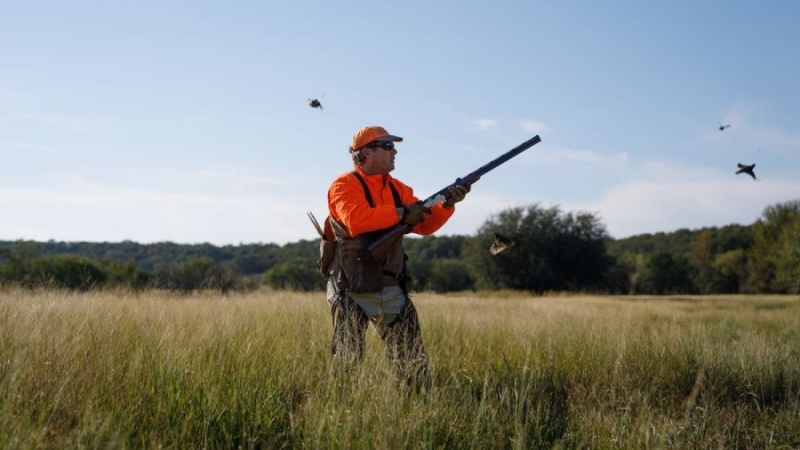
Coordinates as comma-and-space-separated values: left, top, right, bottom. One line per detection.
323, 125, 471, 383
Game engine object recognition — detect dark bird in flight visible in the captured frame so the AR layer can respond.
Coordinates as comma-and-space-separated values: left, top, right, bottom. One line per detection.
736, 163, 756, 180
719, 124, 731, 131
307, 94, 325, 111
489, 232, 515, 255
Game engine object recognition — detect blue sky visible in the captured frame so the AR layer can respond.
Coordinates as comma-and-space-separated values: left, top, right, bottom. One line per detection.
2, 1, 799, 245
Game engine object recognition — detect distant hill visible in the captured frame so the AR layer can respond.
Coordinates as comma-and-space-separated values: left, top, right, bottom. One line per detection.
606, 223, 754, 257
2, 223, 754, 274
4, 201, 797, 295
0, 239, 318, 276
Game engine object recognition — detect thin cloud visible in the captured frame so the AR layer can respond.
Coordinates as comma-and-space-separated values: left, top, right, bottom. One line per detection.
0, 161, 333, 244
0, 89, 25, 102
42, 166, 305, 199
14, 142, 51, 151
4, 112, 113, 133
0, 184, 312, 245
168, 164, 298, 189
519, 119, 549, 133
578, 174, 799, 239
471, 119, 498, 131
532, 147, 630, 166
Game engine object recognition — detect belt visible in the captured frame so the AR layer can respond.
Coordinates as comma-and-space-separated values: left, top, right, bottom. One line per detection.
383, 270, 404, 280
383, 270, 404, 287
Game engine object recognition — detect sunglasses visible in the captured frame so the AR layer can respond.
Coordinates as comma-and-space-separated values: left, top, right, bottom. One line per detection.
367, 142, 395, 151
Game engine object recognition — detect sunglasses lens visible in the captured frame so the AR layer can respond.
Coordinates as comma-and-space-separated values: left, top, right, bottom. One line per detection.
369, 142, 394, 150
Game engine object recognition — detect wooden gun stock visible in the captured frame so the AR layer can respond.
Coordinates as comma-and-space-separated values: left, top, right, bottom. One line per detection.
366, 224, 411, 262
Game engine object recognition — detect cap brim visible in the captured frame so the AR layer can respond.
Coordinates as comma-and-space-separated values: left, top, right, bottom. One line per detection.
374, 134, 403, 142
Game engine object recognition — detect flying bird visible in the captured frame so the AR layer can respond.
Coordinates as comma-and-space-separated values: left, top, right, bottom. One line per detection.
719, 124, 731, 131
489, 232, 515, 255
307, 94, 325, 111
736, 163, 756, 180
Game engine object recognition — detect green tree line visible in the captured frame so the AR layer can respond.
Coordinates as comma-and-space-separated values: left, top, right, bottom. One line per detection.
2, 199, 798, 294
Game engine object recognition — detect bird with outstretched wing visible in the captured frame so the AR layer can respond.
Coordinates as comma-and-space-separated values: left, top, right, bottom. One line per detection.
736, 163, 756, 180
489, 232, 515, 255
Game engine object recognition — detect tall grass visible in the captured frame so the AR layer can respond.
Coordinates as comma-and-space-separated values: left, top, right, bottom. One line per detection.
0, 288, 798, 448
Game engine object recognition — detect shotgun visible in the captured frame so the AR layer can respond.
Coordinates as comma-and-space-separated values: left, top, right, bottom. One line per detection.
367, 134, 542, 261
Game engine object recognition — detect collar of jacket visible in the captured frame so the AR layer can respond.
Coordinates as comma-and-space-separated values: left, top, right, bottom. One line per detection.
353, 165, 394, 188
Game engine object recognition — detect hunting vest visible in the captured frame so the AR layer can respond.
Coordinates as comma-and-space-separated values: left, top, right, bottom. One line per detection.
319, 171, 409, 293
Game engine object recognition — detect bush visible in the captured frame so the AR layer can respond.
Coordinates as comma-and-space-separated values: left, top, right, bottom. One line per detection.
0, 255, 107, 291
464, 204, 610, 294
104, 261, 152, 291
427, 259, 473, 293
262, 262, 324, 291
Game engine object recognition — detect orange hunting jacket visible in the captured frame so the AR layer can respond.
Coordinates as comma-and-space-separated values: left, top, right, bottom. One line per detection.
327, 166, 455, 238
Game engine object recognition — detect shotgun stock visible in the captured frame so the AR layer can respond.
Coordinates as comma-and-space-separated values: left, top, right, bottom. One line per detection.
367, 135, 541, 261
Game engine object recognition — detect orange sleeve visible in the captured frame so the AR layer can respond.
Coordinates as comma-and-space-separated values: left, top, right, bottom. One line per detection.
413, 203, 456, 235
328, 174, 401, 237
389, 179, 456, 236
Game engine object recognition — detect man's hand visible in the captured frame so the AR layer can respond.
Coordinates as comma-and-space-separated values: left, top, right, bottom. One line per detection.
442, 184, 472, 209
401, 203, 431, 226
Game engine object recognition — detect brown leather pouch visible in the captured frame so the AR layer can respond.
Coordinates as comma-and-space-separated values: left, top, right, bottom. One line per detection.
317, 239, 337, 277
316, 216, 338, 277
336, 236, 383, 292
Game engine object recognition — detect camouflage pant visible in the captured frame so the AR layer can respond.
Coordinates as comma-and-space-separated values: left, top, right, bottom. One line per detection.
330, 290, 430, 384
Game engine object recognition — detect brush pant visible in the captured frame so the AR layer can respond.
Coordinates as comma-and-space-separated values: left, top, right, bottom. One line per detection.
328, 280, 429, 383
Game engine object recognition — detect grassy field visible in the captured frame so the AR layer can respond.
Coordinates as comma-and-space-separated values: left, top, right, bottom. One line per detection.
1, 288, 798, 449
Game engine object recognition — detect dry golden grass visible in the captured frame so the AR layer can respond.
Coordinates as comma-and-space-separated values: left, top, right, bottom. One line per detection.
1, 288, 798, 448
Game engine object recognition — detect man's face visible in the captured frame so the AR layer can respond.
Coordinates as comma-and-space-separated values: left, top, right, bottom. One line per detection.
362, 141, 397, 175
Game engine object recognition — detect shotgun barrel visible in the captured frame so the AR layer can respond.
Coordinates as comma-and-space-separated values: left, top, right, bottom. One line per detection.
367, 135, 541, 260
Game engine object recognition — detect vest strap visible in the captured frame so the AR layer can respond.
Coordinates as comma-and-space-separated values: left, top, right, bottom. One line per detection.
351, 171, 404, 208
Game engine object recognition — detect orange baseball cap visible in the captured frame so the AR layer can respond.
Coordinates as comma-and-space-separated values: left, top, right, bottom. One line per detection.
349, 126, 403, 151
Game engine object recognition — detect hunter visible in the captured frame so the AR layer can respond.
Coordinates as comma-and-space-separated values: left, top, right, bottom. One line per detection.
320, 125, 471, 384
